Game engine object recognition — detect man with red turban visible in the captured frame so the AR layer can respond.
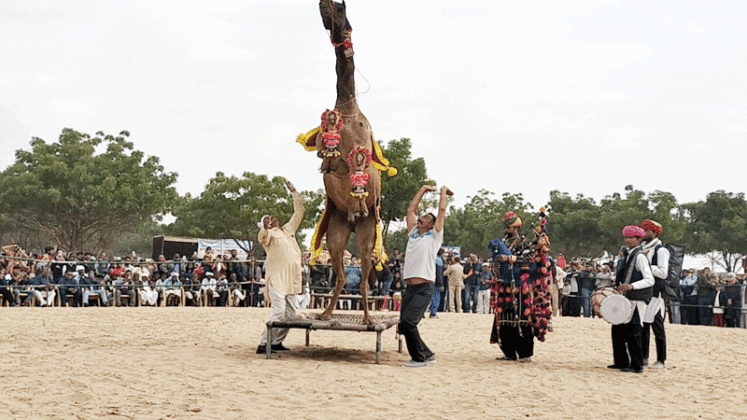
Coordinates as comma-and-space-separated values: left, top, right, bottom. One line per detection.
639, 219, 669, 370
488, 211, 544, 362
609, 225, 654, 373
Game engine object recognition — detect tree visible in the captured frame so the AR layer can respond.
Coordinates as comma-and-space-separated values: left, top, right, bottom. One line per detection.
166, 172, 324, 256
546, 191, 605, 258
0, 128, 178, 252
379, 138, 433, 237
444, 190, 532, 259
681, 191, 747, 272
597, 187, 652, 257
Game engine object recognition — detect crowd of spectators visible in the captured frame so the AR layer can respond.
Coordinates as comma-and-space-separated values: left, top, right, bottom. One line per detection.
0, 244, 267, 308
2, 243, 745, 329
558, 258, 746, 329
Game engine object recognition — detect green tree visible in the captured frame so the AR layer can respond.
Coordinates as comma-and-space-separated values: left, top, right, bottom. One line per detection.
444, 190, 532, 259
597, 187, 652, 256
547, 191, 605, 258
0, 128, 178, 252
379, 138, 433, 237
681, 191, 747, 272
166, 172, 324, 256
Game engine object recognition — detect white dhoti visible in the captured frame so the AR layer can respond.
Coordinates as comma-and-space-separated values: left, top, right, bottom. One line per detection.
259, 286, 298, 346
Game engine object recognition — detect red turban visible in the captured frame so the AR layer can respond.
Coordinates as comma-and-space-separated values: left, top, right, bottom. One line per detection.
503, 211, 522, 228
641, 219, 662, 235
622, 225, 646, 238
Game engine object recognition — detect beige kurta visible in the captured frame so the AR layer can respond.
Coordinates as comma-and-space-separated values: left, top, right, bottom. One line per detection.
258, 191, 304, 296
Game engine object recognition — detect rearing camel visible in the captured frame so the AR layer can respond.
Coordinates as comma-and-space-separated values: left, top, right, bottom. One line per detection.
298, 0, 394, 324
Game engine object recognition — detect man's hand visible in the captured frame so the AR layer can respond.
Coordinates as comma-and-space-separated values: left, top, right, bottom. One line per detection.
618, 283, 633, 294
421, 184, 437, 193
285, 180, 296, 193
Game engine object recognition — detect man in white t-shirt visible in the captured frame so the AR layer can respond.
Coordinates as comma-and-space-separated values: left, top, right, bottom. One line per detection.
400, 184, 451, 368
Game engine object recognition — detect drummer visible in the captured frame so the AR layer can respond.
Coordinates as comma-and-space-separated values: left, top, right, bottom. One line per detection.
609, 225, 654, 374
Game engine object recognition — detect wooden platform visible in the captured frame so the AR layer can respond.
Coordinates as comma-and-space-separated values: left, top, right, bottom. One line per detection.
265, 313, 401, 364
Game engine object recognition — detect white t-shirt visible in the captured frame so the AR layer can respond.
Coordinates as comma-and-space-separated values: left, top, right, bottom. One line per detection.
403, 227, 444, 282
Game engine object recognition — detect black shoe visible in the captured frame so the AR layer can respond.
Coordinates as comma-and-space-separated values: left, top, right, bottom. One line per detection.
271, 343, 291, 352
621, 367, 643, 374
607, 364, 626, 370
256, 345, 277, 354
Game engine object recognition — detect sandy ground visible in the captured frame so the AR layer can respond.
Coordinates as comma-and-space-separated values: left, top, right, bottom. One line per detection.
1, 307, 746, 420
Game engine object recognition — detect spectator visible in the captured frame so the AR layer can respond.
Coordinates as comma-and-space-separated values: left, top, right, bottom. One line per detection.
551, 261, 566, 317
137, 273, 158, 306
59, 269, 82, 307
216, 273, 229, 306
697, 268, 716, 326
0, 268, 16, 306
443, 255, 464, 313
183, 274, 202, 306
50, 254, 67, 284
680, 269, 698, 324
476, 262, 492, 314
29, 267, 56, 307
229, 273, 246, 307
429, 249, 445, 318
578, 262, 595, 317
713, 279, 725, 327
562, 262, 581, 317
595, 264, 614, 289
83, 271, 109, 307
227, 250, 245, 281
114, 271, 137, 307
163, 273, 182, 306
201, 271, 218, 306
722, 273, 743, 328
463, 254, 482, 313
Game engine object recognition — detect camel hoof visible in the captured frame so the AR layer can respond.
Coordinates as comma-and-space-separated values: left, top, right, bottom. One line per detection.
318, 311, 333, 321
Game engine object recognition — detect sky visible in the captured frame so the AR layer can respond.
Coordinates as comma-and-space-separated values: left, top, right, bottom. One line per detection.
2, 0, 747, 217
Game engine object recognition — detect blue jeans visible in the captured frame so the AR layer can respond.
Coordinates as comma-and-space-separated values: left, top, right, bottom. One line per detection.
464, 283, 479, 313
377, 275, 393, 297
430, 288, 441, 317
668, 300, 681, 324
581, 288, 593, 318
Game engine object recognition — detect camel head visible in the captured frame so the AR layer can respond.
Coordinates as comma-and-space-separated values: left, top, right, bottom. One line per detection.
319, 0, 352, 45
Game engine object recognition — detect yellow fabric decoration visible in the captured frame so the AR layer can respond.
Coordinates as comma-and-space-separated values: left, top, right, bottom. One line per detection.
308, 203, 328, 265
373, 218, 387, 262
296, 127, 321, 152
371, 139, 397, 176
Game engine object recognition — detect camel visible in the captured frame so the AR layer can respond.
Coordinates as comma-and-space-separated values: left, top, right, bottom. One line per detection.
297, 0, 394, 324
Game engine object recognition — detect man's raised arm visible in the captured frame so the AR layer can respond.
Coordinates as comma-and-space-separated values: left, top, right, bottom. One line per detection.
406, 185, 436, 231
434, 186, 451, 233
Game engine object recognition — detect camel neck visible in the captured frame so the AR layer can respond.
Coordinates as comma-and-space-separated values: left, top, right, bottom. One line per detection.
334, 48, 359, 115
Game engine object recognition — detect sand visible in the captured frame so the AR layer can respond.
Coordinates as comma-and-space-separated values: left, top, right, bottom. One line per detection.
1, 307, 746, 420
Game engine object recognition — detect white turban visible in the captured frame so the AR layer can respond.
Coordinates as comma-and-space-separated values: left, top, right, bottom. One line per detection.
257, 215, 271, 230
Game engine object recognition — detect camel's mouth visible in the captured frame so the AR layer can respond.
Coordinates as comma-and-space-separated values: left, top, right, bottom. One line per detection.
319, 0, 351, 44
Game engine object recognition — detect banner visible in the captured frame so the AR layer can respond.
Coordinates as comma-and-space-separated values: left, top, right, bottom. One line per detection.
197, 239, 253, 259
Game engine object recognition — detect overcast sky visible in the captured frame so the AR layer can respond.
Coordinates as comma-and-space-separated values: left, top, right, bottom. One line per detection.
2, 0, 746, 216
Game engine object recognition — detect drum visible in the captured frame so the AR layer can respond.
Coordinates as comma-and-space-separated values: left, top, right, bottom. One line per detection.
590, 287, 618, 317
599, 294, 634, 325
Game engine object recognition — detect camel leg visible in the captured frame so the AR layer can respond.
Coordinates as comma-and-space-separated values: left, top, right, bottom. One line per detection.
355, 214, 377, 325
320, 211, 352, 320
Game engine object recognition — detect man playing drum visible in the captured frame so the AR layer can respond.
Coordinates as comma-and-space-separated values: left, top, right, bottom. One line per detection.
609, 225, 654, 374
